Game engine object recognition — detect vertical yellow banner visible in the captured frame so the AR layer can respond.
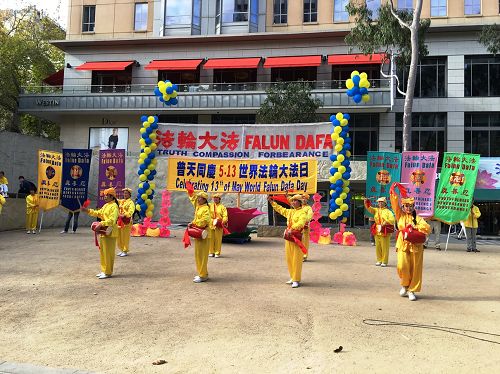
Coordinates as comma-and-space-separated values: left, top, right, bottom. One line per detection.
37, 149, 62, 211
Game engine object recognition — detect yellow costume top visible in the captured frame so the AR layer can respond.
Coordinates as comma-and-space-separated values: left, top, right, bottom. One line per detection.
302, 204, 313, 227
26, 194, 39, 214
88, 202, 119, 237
0, 194, 5, 214
270, 201, 307, 231
209, 202, 228, 230
390, 193, 430, 253
119, 198, 136, 219
189, 195, 211, 230
463, 205, 481, 228
0, 176, 8, 185
364, 204, 395, 237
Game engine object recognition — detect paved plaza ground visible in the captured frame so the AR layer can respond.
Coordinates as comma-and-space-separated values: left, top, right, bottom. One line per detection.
0, 228, 499, 373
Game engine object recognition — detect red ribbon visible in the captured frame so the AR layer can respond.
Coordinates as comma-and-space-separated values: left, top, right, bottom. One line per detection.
291, 235, 308, 255
186, 181, 194, 197
182, 229, 191, 248
390, 182, 408, 198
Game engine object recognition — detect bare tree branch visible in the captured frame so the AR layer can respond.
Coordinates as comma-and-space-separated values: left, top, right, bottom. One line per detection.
389, 0, 410, 30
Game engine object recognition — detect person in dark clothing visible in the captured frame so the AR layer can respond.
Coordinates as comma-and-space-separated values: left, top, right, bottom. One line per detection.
108, 128, 119, 149
61, 211, 80, 234
18, 176, 36, 195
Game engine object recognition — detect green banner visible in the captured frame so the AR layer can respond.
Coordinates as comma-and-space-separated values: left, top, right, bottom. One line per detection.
434, 152, 480, 224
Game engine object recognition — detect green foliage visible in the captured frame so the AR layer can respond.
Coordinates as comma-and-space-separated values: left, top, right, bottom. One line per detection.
256, 81, 322, 124
0, 6, 65, 138
345, 3, 430, 67
479, 24, 500, 56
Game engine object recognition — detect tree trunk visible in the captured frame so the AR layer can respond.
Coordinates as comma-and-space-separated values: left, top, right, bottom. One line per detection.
402, 0, 423, 152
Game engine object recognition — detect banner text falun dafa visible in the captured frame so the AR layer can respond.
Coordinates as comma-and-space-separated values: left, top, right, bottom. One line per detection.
167, 157, 317, 194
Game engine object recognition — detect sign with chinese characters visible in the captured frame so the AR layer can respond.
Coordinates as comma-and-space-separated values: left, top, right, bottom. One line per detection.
167, 157, 318, 194
475, 157, 500, 189
156, 122, 333, 159
365, 151, 402, 215
98, 149, 125, 207
61, 149, 92, 212
434, 152, 480, 224
400, 151, 439, 217
37, 149, 62, 211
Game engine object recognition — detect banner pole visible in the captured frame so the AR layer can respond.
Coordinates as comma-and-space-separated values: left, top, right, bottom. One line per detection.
237, 193, 240, 208
445, 224, 451, 252
39, 210, 44, 233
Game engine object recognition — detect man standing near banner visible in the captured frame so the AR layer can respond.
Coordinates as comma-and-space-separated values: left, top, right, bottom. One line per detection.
301, 194, 313, 262
209, 193, 228, 258
268, 194, 307, 289
364, 197, 395, 267
81, 188, 119, 279
464, 202, 481, 253
25, 187, 39, 234
117, 188, 135, 257
424, 217, 441, 250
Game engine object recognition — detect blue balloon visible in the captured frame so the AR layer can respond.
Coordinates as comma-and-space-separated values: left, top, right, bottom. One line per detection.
340, 131, 347, 138
159, 97, 165, 103
344, 144, 351, 151
330, 184, 336, 190
346, 89, 353, 97
144, 158, 151, 165
344, 125, 350, 132
335, 180, 343, 187
165, 80, 171, 84
140, 203, 147, 211
138, 188, 145, 195
353, 94, 362, 103
346, 166, 352, 173
333, 119, 341, 126
170, 98, 178, 105
342, 172, 349, 179
352, 75, 361, 85
343, 113, 350, 120
351, 86, 360, 96
143, 182, 150, 190
330, 167, 337, 175
166, 86, 174, 94
148, 152, 155, 159
342, 211, 350, 218
145, 138, 152, 145
329, 115, 336, 122
165, 100, 171, 106
145, 126, 153, 134
150, 189, 155, 195
360, 87, 368, 95
141, 133, 149, 139
147, 174, 154, 181
172, 84, 178, 91
335, 186, 342, 193
151, 170, 157, 176
329, 154, 336, 162
154, 87, 161, 96
153, 115, 158, 123
137, 169, 143, 176
344, 137, 351, 143
139, 164, 146, 171
140, 115, 148, 122
150, 122, 158, 129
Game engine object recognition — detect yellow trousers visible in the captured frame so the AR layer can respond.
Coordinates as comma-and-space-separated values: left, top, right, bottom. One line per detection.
117, 225, 131, 253
99, 236, 116, 276
26, 212, 38, 230
302, 228, 310, 259
397, 250, 424, 292
375, 235, 390, 264
209, 228, 223, 255
194, 237, 209, 278
285, 240, 303, 282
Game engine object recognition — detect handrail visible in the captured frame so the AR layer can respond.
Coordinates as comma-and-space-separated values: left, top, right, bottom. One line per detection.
21, 79, 391, 95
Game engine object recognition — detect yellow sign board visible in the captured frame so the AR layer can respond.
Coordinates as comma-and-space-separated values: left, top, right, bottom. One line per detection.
167, 157, 317, 194
37, 149, 62, 211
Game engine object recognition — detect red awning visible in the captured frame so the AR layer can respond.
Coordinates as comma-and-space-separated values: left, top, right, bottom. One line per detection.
327, 53, 386, 65
145, 59, 203, 70
263, 55, 322, 68
203, 57, 261, 69
75, 61, 135, 71
43, 69, 64, 86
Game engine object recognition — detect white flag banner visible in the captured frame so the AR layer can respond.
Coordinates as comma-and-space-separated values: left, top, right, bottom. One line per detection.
155, 122, 333, 159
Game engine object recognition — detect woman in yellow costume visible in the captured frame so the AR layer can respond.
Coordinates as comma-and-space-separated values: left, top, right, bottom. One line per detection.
25, 187, 39, 234
117, 188, 135, 257
364, 196, 395, 267
301, 194, 313, 262
82, 187, 119, 279
187, 190, 212, 283
209, 193, 228, 258
0, 193, 6, 214
268, 194, 307, 288
390, 187, 430, 301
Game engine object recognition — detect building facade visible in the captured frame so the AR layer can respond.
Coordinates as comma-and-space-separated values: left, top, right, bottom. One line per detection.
19, 0, 500, 233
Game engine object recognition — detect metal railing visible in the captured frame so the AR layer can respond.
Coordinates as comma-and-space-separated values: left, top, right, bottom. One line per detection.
21, 79, 391, 95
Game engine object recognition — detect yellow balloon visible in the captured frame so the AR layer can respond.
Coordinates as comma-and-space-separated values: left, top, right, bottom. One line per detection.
351, 70, 360, 78
344, 180, 350, 186
158, 81, 166, 89
336, 113, 343, 121
335, 198, 343, 205
145, 199, 152, 205
165, 81, 173, 88
337, 154, 345, 162
147, 116, 155, 124
335, 208, 342, 216
334, 126, 342, 134
138, 158, 144, 165
147, 164, 155, 171
341, 217, 348, 223
337, 138, 345, 145
329, 176, 336, 183
329, 190, 334, 196
139, 153, 146, 160
346, 79, 354, 89
333, 161, 341, 168
340, 192, 347, 200
146, 189, 152, 195
343, 187, 350, 194
346, 150, 352, 157
334, 172, 342, 180
329, 212, 336, 220
359, 79, 369, 88
141, 193, 148, 200
340, 119, 348, 126
338, 166, 346, 173
163, 94, 170, 101
146, 211, 153, 218
144, 147, 151, 154
139, 174, 147, 182
150, 143, 157, 151
139, 182, 144, 188
140, 127, 146, 134
171, 91, 178, 98
362, 94, 371, 102
143, 169, 151, 176
143, 122, 150, 129
360, 72, 368, 80
160, 86, 167, 94
149, 133, 157, 140
331, 133, 339, 141
139, 139, 146, 146
136, 204, 141, 211
335, 144, 343, 152
341, 204, 349, 211
149, 182, 156, 190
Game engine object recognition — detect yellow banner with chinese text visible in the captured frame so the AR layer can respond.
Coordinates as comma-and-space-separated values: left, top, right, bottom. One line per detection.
37, 149, 62, 211
167, 157, 317, 194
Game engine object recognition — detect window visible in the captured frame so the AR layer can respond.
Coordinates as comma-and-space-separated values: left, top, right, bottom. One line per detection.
347, 114, 379, 157
334, 0, 349, 22
212, 114, 256, 124
464, 113, 500, 156
464, 0, 481, 15
271, 67, 317, 82
165, 0, 193, 25
366, 0, 380, 19
465, 56, 500, 97
395, 113, 446, 161
159, 70, 200, 86
398, 0, 413, 11
221, 0, 249, 23
303, 0, 317, 22
397, 57, 446, 98
430, 0, 446, 17
82, 5, 95, 32
134, 3, 148, 31
273, 0, 287, 24
91, 69, 132, 93
214, 69, 257, 91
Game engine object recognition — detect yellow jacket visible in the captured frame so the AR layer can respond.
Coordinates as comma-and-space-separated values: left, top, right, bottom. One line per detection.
0, 176, 8, 185
209, 202, 228, 230
365, 204, 395, 237
26, 194, 39, 214
390, 192, 430, 252
303, 204, 313, 225
88, 202, 119, 237
463, 205, 481, 228
188, 194, 211, 232
119, 198, 136, 218
270, 201, 307, 231
0, 194, 5, 214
